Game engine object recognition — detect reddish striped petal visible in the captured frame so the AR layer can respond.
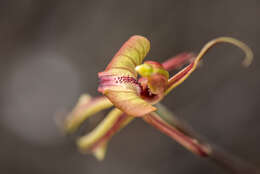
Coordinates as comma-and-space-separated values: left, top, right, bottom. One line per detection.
98, 36, 156, 117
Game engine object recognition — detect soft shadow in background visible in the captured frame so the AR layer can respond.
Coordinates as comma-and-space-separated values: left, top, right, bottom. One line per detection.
0, 1, 259, 174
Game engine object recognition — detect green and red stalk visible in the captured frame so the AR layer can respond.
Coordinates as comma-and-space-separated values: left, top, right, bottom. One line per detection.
144, 112, 210, 156
148, 104, 260, 174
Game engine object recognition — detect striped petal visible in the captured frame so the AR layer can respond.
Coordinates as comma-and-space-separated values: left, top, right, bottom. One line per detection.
98, 35, 156, 117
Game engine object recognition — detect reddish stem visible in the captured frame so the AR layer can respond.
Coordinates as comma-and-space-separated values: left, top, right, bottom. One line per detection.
145, 105, 260, 174
143, 113, 210, 156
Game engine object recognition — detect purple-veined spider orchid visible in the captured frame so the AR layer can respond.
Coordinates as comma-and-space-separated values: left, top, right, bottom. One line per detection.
63, 35, 253, 161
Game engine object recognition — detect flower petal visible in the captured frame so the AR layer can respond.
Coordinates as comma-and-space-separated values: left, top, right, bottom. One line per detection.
98, 35, 156, 116
105, 90, 156, 116
77, 108, 134, 160
64, 94, 113, 133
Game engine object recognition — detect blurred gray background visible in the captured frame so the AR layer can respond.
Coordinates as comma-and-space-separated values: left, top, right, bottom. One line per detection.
0, 0, 259, 174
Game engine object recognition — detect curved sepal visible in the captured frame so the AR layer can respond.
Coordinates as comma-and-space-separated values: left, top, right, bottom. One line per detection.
165, 37, 253, 95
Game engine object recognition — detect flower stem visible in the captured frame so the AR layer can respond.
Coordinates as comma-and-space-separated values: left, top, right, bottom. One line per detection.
146, 104, 260, 174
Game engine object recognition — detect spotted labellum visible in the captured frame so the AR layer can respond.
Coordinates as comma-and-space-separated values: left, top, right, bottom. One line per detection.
63, 35, 253, 161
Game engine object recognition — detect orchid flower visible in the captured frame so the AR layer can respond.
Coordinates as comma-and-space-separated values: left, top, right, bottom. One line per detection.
63, 35, 253, 161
